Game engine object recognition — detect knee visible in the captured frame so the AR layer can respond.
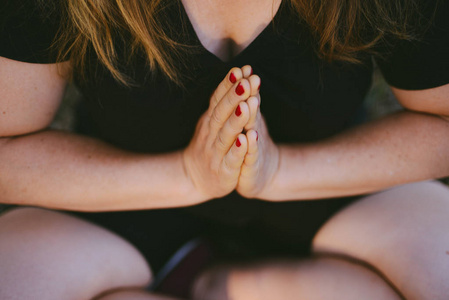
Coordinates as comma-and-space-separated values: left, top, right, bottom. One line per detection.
0, 207, 152, 300
192, 264, 266, 300
313, 181, 449, 300
192, 266, 230, 300
355, 226, 449, 300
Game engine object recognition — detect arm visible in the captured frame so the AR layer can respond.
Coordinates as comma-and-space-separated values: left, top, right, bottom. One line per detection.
0, 58, 251, 211
238, 83, 449, 200
0, 57, 202, 211
236, 0, 449, 201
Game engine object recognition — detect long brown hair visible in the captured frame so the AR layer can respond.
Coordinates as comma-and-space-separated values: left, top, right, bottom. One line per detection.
290, 0, 423, 63
48, 0, 426, 85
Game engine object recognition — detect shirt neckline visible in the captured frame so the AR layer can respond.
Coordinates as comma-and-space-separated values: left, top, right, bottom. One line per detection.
177, 0, 287, 64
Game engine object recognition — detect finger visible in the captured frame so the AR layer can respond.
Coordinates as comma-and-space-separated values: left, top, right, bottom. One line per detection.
222, 134, 248, 174
209, 78, 251, 134
215, 101, 250, 156
209, 67, 243, 109
245, 96, 260, 131
243, 129, 259, 168
241, 65, 253, 78
248, 75, 261, 97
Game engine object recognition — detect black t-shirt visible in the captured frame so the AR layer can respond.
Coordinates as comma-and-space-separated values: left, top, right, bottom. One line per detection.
1, 0, 449, 222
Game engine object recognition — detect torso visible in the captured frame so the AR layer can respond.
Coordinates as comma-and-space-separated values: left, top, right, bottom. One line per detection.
77, 0, 373, 155
181, 0, 282, 61
77, 0, 373, 221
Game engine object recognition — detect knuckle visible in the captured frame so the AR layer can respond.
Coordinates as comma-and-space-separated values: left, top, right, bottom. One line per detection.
222, 159, 232, 172
225, 93, 236, 108
226, 151, 240, 169
210, 92, 219, 105
221, 123, 236, 141
220, 161, 233, 178
243, 155, 256, 167
228, 142, 238, 157
228, 114, 242, 131
215, 133, 228, 151
210, 108, 223, 127
208, 159, 220, 174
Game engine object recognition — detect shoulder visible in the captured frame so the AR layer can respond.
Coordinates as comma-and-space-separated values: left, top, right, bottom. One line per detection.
0, 0, 62, 64
375, 0, 449, 91
379, 0, 449, 118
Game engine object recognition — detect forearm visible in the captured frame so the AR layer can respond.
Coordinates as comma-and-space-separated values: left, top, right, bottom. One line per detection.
0, 130, 203, 211
263, 111, 449, 200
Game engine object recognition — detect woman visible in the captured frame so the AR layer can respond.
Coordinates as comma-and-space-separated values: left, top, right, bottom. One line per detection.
1, 0, 449, 299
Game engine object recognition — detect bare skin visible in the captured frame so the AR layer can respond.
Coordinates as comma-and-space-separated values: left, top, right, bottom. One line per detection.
193, 76, 449, 300
0, 60, 254, 210
2, 0, 449, 299
183, 67, 261, 199
184, 1, 449, 299
0, 62, 257, 299
194, 181, 449, 300
0, 207, 152, 300
181, 0, 283, 62
194, 257, 403, 300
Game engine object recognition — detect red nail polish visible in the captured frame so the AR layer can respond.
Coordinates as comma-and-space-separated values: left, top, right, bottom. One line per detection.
236, 138, 241, 147
250, 67, 253, 76
235, 83, 245, 95
235, 105, 242, 117
256, 131, 259, 141
230, 72, 237, 83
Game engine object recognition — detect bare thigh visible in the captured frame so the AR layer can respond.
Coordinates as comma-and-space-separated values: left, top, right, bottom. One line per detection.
313, 181, 449, 300
193, 256, 403, 300
0, 207, 152, 300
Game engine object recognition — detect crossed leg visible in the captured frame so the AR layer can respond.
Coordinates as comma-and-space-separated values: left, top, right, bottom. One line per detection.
0, 207, 182, 300
0, 66, 259, 300
193, 181, 449, 300
313, 180, 449, 299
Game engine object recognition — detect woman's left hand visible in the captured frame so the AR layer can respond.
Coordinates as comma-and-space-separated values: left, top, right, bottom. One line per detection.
236, 92, 280, 199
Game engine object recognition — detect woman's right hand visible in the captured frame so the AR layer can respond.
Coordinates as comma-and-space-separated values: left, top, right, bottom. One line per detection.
182, 67, 259, 200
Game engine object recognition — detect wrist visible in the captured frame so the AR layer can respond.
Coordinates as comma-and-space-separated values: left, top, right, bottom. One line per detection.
250, 143, 282, 200
179, 149, 211, 204
257, 144, 302, 201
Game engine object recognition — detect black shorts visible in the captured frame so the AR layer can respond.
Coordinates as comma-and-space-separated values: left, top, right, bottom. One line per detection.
71, 192, 361, 274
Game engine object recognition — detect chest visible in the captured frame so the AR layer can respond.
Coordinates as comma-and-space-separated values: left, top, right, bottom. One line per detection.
78, 3, 374, 152
181, 0, 282, 61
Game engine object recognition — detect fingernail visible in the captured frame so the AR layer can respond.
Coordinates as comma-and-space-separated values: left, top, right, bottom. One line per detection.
250, 67, 253, 76
235, 105, 242, 117
256, 131, 259, 141
235, 83, 245, 95
229, 72, 237, 84
236, 138, 241, 147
